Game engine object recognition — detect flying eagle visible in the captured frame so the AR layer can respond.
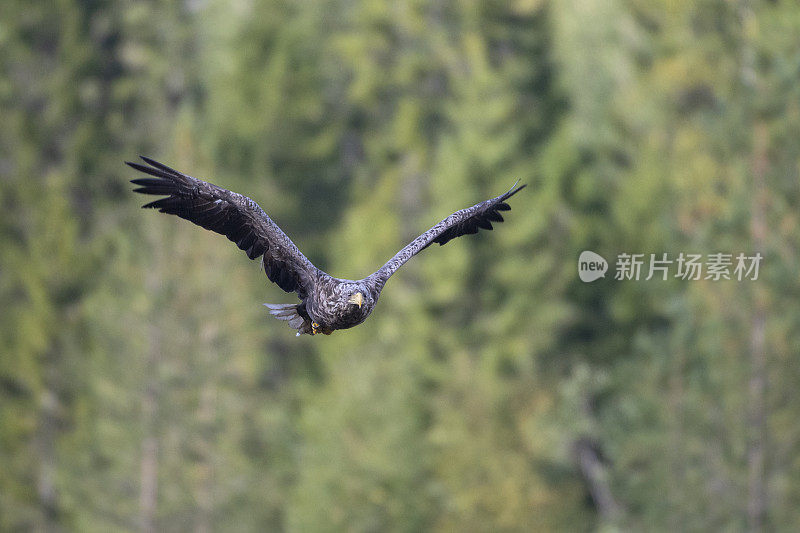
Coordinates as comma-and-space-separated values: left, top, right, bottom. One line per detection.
128, 157, 525, 336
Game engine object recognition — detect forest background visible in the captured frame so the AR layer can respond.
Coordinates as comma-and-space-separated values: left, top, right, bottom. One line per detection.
2, 0, 800, 531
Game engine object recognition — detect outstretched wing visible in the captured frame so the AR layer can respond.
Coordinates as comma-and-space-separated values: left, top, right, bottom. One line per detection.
370, 182, 526, 287
128, 156, 321, 298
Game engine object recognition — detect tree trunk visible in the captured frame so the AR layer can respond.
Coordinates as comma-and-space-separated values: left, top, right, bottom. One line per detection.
746, 120, 768, 533
140, 233, 163, 533
574, 396, 624, 525
195, 323, 219, 533
36, 376, 60, 531
738, 2, 768, 528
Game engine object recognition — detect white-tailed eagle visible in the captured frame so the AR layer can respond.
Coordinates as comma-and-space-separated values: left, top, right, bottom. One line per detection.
128, 157, 525, 336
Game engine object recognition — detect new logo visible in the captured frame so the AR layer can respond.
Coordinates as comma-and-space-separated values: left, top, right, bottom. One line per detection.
578, 250, 608, 282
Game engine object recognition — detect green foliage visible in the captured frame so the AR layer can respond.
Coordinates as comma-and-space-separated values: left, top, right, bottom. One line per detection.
2, 0, 799, 530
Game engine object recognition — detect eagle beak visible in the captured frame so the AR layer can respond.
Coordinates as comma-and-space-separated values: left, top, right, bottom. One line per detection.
348, 292, 364, 309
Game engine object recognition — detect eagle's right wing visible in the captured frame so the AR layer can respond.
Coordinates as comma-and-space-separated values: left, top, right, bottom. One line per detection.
128, 156, 321, 299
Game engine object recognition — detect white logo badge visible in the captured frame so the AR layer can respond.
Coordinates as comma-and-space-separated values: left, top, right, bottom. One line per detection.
578, 250, 608, 282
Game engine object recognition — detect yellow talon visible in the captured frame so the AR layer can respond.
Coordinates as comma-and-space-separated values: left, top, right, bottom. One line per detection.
310, 321, 333, 336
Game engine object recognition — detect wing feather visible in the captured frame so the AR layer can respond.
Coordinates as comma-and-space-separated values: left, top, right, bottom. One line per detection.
128, 156, 321, 298
370, 182, 525, 287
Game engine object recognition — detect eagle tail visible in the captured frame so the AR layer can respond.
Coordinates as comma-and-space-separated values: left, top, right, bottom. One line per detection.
263, 303, 312, 336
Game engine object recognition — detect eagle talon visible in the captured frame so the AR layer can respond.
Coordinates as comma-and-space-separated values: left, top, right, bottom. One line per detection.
310, 321, 333, 335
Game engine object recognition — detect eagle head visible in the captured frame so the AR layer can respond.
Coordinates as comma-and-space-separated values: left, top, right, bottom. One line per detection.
347, 291, 364, 309
327, 286, 372, 330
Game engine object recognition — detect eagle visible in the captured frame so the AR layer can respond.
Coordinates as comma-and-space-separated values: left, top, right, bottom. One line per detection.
128, 156, 525, 336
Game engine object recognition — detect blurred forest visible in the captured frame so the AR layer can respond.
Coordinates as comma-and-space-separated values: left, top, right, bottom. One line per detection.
2, 0, 800, 531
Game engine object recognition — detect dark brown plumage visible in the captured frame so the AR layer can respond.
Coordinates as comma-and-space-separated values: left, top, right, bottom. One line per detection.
128, 156, 525, 336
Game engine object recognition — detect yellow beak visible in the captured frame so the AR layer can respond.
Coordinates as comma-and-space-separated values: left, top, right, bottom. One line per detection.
348, 292, 364, 308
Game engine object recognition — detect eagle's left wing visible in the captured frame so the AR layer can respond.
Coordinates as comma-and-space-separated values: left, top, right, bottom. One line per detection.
370, 182, 526, 287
